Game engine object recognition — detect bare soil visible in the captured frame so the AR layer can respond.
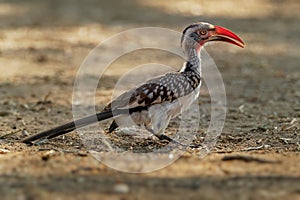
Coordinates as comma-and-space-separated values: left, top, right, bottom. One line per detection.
0, 0, 299, 199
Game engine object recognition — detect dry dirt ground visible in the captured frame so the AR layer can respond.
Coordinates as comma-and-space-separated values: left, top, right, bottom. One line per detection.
0, 0, 299, 199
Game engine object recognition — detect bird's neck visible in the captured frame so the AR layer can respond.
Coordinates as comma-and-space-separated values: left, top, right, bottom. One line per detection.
180, 46, 201, 74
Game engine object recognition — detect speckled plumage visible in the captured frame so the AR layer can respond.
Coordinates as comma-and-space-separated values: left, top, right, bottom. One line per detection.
104, 70, 201, 111
105, 61, 202, 134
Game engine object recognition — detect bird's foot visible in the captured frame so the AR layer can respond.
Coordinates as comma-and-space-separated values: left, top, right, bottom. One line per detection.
155, 134, 200, 149
30, 138, 49, 145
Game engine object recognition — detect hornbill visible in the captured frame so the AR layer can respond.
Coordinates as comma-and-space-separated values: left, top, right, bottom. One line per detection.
22, 22, 244, 145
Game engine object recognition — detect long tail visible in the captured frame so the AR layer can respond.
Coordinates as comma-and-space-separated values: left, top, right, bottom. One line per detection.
21, 106, 147, 144
21, 110, 115, 144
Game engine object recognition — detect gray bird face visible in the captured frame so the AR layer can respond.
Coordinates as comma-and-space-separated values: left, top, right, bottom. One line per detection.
181, 22, 216, 48
181, 22, 245, 50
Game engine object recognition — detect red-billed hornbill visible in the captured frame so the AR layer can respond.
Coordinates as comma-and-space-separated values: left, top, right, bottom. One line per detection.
22, 22, 244, 145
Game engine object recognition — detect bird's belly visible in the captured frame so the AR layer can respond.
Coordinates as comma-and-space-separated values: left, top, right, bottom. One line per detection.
115, 110, 151, 128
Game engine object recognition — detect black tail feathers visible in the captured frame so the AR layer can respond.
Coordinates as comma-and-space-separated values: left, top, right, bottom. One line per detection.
21, 110, 114, 144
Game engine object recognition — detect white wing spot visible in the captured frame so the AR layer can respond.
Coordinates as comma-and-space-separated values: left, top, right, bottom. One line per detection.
148, 92, 153, 99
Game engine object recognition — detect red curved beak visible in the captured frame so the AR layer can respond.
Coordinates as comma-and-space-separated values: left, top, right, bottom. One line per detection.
209, 26, 245, 48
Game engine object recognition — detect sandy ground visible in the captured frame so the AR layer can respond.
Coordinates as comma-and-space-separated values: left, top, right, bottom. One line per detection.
0, 0, 299, 199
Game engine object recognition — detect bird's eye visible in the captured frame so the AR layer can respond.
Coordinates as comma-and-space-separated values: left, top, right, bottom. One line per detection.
199, 30, 207, 35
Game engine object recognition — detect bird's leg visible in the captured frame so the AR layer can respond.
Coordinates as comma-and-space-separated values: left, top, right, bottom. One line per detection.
35, 138, 48, 145
145, 127, 197, 148
156, 134, 201, 148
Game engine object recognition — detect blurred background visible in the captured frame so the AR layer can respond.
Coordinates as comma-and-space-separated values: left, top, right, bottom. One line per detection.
0, 0, 299, 199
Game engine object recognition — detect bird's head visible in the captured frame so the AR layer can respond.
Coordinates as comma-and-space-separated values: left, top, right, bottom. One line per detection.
181, 22, 245, 52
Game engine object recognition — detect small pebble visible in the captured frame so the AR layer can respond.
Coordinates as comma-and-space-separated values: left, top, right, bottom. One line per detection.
77, 151, 88, 157
41, 150, 56, 161
22, 130, 29, 136
20, 104, 29, 109
113, 183, 130, 194
0, 149, 10, 154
